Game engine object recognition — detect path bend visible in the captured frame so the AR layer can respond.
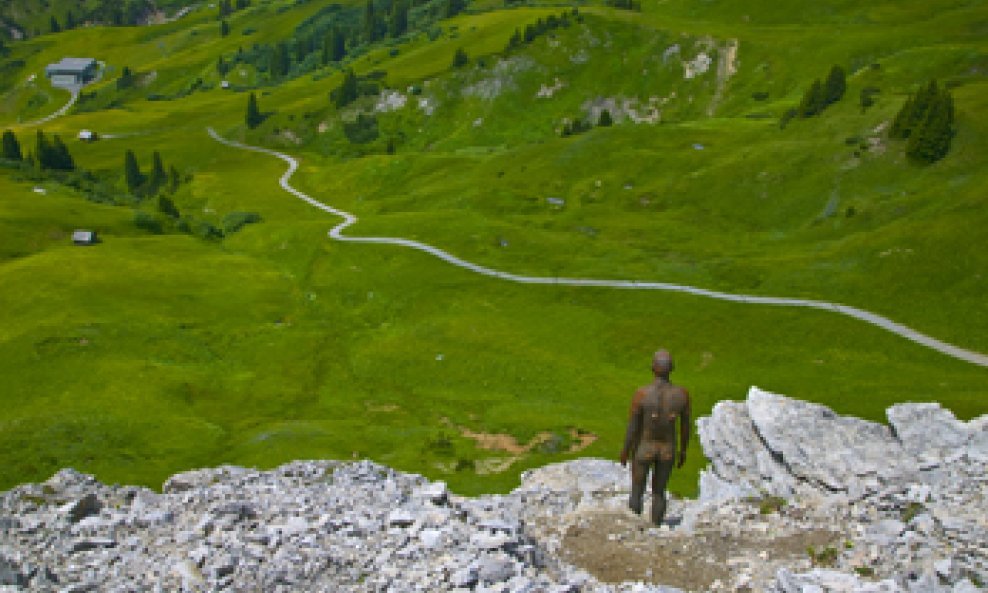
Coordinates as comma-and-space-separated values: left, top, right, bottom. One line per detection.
22, 87, 80, 127
207, 128, 988, 369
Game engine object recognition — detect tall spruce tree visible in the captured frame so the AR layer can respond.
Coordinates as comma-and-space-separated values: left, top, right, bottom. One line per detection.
363, 0, 377, 43
823, 65, 846, 106
246, 92, 262, 128
272, 42, 291, 77
322, 28, 346, 63
124, 150, 144, 193
1, 130, 21, 161
389, 0, 409, 38
49, 135, 74, 170
35, 130, 52, 169
148, 151, 167, 194
332, 69, 359, 108
798, 79, 825, 117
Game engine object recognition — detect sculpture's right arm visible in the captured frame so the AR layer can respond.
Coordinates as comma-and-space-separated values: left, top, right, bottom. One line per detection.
620, 391, 644, 466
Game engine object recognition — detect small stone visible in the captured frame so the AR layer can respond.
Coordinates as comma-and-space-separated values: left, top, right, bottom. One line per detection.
388, 509, 416, 528
0, 555, 28, 587
419, 528, 444, 549
477, 556, 515, 584
62, 493, 101, 523
69, 537, 116, 553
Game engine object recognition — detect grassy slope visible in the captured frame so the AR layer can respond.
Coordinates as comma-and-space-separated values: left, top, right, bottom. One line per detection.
0, 0, 985, 496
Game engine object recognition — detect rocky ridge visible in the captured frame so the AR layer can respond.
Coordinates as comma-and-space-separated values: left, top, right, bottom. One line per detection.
1, 386, 985, 592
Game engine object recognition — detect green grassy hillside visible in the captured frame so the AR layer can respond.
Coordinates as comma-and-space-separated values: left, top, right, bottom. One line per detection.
0, 0, 985, 496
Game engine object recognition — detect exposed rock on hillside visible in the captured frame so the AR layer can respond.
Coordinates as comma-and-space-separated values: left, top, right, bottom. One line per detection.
1, 387, 984, 592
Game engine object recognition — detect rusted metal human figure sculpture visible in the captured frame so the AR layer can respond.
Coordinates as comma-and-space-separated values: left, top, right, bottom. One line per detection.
619, 349, 691, 526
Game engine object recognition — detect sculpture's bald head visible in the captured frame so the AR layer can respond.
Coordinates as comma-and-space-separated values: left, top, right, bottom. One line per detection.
652, 349, 674, 377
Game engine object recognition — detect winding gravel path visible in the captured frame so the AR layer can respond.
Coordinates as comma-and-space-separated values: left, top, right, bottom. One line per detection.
207, 128, 988, 368
22, 86, 80, 127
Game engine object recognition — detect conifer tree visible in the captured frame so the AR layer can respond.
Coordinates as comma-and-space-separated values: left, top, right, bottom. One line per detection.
444, 0, 465, 18
1, 130, 21, 161
50, 16, 61, 33
246, 92, 262, 128
598, 109, 613, 127
324, 27, 346, 62
117, 66, 134, 90
823, 65, 846, 106
272, 42, 291, 77
35, 131, 51, 169
168, 165, 181, 193
220, 19, 230, 36
157, 195, 180, 218
363, 0, 377, 43
798, 79, 825, 117
452, 48, 469, 68
389, 0, 409, 38
124, 149, 144, 193
49, 135, 74, 170
148, 151, 167, 194
889, 94, 915, 139
506, 28, 522, 51
332, 69, 359, 108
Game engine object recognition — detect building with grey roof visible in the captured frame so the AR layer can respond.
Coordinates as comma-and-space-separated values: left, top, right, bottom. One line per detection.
45, 58, 98, 87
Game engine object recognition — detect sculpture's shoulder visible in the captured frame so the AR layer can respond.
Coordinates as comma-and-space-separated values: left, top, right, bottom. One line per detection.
660, 382, 691, 409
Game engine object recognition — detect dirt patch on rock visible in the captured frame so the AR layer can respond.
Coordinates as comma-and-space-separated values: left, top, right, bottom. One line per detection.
558, 510, 843, 592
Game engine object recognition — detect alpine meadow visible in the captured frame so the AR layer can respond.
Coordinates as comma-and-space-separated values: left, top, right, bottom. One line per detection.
0, 0, 986, 498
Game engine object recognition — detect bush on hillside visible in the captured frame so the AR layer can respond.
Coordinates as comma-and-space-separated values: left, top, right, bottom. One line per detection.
343, 114, 379, 144
222, 211, 262, 234
133, 211, 163, 234
859, 87, 880, 112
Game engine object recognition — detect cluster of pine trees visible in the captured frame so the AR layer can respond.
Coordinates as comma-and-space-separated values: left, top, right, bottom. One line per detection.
797, 65, 846, 118
890, 80, 954, 164
123, 150, 180, 197
329, 69, 387, 109
41, 0, 156, 35
505, 10, 576, 52
217, 0, 465, 86
1, 130, 77, 171
33, 131, 75, 171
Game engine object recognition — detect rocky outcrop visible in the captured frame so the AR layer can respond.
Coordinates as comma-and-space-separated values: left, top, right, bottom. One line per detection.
698, 387, 988, 503
697, 386, 988, 592
0, 387, 985, 592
